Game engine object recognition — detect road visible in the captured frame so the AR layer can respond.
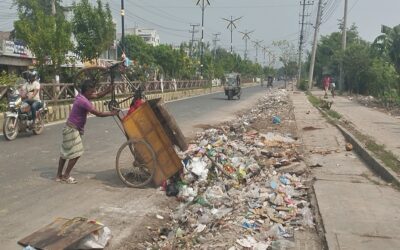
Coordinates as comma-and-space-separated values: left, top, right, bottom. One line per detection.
0, 84, 272, 249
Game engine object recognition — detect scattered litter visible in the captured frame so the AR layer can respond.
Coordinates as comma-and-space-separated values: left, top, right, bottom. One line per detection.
272, 115, 281, 124
345, 143, 353, 151
22, 246, 37, 250
76, 226, 112, 249
144, 90, 314, 248
302, 126, 322, 131
156, 214, 164, 220
310, 148, 339, 155
194, 224, 207, 233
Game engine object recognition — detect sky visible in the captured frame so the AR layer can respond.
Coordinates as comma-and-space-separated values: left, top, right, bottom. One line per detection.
1, 0, 400, 63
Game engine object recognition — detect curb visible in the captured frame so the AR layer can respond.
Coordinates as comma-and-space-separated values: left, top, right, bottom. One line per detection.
316, 106, 400, 187
335, 123, 400, 186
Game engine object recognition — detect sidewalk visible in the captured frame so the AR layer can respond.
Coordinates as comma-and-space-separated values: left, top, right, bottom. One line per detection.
291, 91, 400, 250
311, 90, 400, 160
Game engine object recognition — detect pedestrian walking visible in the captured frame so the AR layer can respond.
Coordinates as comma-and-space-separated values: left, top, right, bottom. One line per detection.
323, 75, 331, 98
56, 79, 118, 184
330, 79, 336, 98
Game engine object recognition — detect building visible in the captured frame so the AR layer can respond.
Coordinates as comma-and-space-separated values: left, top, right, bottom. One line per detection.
122, 27, 160, 46
0, 31, 35, 74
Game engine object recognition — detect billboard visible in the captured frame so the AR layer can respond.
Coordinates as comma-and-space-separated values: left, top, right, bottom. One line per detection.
1, 40, 34, 58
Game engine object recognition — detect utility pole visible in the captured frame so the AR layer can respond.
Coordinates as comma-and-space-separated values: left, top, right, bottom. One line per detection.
196, 0, 210, 77
222, 16, 243, 53
339, 0, 348, 91
121, 0, 125, 53
212, 32, 221, 59
252, 40, 263, 63
189, 24, 200, 58
51, 0, 56, 15
239, 30, 254, 60
308, 0, 323, 89
262, 46, 268, 66
297, 0, 313, 89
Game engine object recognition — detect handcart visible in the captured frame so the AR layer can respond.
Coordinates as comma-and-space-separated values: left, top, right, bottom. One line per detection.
75, 62, 187, 188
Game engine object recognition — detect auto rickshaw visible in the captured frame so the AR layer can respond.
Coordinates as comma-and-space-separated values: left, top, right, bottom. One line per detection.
223, 73, 241, 100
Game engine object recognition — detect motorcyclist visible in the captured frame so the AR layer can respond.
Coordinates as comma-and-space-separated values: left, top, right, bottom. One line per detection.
22, 71, 42, 127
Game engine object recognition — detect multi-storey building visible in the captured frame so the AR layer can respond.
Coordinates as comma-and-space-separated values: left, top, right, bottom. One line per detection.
123, 27, 160, 46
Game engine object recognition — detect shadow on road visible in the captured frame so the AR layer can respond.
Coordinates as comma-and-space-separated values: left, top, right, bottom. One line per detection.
209, 97, 241, 101
0, 132, 34, 142
93, 169, 130, 188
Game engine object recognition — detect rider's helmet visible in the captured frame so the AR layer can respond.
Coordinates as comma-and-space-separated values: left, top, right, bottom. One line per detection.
28, 71, 38, 82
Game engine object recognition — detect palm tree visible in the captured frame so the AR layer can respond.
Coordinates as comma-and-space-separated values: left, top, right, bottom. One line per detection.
373, 24, 400, 74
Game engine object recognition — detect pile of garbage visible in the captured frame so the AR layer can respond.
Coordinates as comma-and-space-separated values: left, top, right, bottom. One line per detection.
148, 90, 314, 249
354, 95, 400, 116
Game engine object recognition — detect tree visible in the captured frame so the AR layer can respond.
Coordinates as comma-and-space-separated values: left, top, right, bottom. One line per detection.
312, 24, 362, 87
122, 35, 154, 66
14, 0, 73, 78
373, 24, 400, 75
72, 0, 115, 62
273, 40, 297, 86
343, 42, 371, 94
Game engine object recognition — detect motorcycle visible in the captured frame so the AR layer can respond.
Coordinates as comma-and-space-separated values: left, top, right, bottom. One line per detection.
3, 85, 48, 141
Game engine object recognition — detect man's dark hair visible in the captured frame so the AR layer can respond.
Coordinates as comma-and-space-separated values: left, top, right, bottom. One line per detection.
81, 79, 96, 94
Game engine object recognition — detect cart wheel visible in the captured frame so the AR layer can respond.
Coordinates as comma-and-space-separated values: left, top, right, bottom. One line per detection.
116, 139, 156, 188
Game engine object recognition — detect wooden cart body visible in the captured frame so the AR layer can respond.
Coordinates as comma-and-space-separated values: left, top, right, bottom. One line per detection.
122, 99, 184, 185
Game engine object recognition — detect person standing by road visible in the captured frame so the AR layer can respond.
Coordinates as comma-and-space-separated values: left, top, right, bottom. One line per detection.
56, 80, 118, 184
323, 75, 331, 98
330, 77, 336, 98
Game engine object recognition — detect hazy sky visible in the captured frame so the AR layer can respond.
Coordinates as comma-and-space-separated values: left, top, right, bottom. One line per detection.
1, 0, 400, 62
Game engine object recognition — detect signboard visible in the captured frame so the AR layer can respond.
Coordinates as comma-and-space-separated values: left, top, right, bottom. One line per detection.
1, 40, 34, 58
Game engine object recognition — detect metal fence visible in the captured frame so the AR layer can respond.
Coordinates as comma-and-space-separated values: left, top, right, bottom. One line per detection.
0, 79, 210, 104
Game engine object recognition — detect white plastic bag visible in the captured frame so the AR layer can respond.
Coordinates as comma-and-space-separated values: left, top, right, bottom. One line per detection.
75, 226, 112, 249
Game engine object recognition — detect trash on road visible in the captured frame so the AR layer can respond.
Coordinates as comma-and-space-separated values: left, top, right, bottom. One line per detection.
142, 90, 316, 248
272, 115, 281, 124
345, 143, 353, 151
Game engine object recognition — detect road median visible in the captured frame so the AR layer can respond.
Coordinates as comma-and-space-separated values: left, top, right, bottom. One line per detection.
0, 82, 259, 133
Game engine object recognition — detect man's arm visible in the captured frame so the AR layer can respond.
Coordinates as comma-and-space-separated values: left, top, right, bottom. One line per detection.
89, 108, 118, 117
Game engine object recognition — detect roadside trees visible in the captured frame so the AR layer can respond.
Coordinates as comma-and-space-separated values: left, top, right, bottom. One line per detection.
373, 24, 400, 75
13, 0, 73, 80
72, 0, 115, 63
273, 40, 297, 86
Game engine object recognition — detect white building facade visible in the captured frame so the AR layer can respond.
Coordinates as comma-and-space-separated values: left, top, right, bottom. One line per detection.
124, 28, 160, 46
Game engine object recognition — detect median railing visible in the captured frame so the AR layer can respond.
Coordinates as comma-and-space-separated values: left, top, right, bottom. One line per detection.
0, 79, 209, 105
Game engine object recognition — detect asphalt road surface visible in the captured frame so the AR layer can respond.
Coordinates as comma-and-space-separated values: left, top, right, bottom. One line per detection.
0, 83, 279, 249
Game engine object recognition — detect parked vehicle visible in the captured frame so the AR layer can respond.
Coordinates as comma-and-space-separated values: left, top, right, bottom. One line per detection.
223, 73, 241, 100
3, 78, 48, 141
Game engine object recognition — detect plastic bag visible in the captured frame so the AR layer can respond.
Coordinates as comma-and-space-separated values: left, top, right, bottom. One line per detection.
301, 207, 314, 227
75, 226, 112, 249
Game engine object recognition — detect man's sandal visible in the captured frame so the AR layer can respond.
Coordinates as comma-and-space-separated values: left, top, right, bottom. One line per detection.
63, 176, 78, 184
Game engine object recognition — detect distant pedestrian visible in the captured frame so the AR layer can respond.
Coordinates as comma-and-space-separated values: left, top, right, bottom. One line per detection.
330, 80, 336, 98
56, 79, 118, 184
323, 75, 331, 98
